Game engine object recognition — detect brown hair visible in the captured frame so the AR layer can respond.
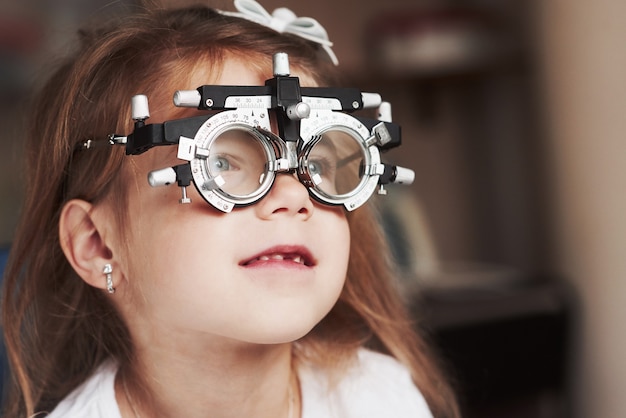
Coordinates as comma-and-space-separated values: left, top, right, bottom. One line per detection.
1, 5, 458, 417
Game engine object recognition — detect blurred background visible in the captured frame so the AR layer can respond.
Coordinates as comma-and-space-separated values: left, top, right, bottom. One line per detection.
0, 0, 624, 417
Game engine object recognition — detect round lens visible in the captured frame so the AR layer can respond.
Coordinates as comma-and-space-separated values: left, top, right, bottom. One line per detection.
305, 129, 365, 196
207, 128, 269, 197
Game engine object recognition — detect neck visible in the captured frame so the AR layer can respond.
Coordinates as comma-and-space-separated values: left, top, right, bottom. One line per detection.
115, 338, 299, 418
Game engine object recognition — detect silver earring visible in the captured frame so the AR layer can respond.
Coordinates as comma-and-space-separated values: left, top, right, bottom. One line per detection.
103, 263, 115, 294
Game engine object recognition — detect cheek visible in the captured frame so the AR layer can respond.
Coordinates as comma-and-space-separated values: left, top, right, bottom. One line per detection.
333, 217, 351, 269
121, 185, 217, 281
319, 208, 351, 282
121, 208, 234, 324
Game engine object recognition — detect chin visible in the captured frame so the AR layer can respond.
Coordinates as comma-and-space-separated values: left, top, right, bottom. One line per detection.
238, 319, 319, 345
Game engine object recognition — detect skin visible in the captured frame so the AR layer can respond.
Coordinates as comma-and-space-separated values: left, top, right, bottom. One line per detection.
59, 57, 351, 418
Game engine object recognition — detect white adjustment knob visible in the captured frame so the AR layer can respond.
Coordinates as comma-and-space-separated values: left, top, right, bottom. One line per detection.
173, 90, 201, 107
131, 95, 150, 121
148, 167, 177, 187
378, 102, 392, 122
273, 52, 290, 76
287, 102, 311, 120
394, 166, 415, 185
361, 92, 382, 109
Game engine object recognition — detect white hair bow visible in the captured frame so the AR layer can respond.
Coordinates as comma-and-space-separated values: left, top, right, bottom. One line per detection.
220, 0, 339, 66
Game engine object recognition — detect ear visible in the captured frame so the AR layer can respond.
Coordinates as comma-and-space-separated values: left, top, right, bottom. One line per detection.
59, 199, 118, 292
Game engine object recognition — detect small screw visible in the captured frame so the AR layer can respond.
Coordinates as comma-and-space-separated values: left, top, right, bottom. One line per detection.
205, 98, 214, 107
352, 101, 359, 109
179, 186, 192, 204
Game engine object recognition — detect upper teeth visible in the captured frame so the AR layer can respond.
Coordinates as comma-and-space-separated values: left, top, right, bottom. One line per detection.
257, 254, 304, 264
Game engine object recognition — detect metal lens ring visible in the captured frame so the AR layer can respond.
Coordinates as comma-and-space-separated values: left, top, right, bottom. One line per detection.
188, 109, 276, 212
299, 112, 382, 211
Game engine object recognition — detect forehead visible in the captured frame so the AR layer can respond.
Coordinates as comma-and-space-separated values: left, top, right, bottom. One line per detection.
191, 55, 319, 91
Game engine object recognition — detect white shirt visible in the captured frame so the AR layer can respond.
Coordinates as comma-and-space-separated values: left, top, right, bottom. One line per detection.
46, 349, 433, 417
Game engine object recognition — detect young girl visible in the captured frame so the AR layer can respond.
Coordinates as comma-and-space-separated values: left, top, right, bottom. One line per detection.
1, 2, 459, 417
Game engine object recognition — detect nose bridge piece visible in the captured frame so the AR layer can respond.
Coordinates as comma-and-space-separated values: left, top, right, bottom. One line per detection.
284, 141, 298, 170
267, 134, 300, 173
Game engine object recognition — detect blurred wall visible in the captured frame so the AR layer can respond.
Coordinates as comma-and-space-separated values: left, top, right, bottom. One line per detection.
0, 0, 135, 245
536, 1, 626, 417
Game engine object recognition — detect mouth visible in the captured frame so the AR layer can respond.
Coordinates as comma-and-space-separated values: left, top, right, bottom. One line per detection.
240, 246, 316, 267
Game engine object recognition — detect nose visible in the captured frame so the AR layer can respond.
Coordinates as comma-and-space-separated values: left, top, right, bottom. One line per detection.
255, 172, 314, 220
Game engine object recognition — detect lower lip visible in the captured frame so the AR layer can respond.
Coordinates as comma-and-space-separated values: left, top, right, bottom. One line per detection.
241, 259, 311, 271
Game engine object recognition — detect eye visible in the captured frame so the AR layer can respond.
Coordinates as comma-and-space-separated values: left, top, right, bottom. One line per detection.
307, 155, 337, 183
209, 155, 236, 172
307, 159, 325, 176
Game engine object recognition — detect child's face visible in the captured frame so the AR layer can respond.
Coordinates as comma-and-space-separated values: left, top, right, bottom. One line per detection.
114, 57, 350, 346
